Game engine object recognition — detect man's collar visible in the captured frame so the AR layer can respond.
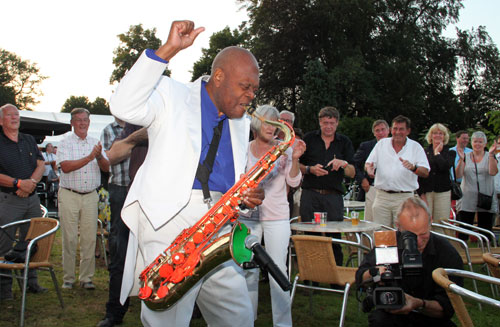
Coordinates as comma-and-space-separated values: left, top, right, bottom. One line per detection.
422, 232, 436, 256
71, 131, 88, 141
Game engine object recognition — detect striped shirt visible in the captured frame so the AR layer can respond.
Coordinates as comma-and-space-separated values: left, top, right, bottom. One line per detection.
57, 132, 103, 193
101, 121, 130, 187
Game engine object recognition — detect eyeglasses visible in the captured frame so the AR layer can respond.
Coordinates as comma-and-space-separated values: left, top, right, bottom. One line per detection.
73, 118, 89, 123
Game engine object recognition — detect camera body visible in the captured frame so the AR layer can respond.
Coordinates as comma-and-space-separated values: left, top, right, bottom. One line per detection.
360, 231, 422, 312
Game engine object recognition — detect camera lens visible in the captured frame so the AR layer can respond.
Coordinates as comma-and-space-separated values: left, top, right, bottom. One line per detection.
378, 291, 397, 305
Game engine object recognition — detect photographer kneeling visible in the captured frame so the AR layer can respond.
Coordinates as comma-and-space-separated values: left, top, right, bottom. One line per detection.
355, 197, 463, 327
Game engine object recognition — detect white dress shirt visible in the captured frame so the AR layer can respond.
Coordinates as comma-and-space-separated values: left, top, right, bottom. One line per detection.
366, 137, 430, 192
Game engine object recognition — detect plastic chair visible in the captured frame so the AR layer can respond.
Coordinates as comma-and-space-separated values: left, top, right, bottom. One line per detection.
290, 235, 370, 327
0, 217, 64, 327
432, 268, 500, 327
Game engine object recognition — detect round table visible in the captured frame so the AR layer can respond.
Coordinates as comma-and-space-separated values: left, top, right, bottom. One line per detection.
290, 220, 383, 263
290, 220, 381, 233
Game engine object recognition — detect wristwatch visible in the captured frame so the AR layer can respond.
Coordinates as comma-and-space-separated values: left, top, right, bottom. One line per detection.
306, 166, 311, 174
411, 164, 418, 172
13, 178, 19, 189
416, 298, 426, 312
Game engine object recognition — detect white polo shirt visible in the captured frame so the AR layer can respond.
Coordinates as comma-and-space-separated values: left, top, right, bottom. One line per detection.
366, 137, 430, 192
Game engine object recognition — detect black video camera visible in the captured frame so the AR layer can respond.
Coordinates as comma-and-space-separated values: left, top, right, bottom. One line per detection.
359, 230, 423, 312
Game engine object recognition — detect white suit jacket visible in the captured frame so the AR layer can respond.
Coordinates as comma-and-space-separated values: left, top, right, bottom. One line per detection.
110, 51, 250, 301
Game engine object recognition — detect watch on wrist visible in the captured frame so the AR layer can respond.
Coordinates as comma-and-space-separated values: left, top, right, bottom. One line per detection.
411, 164, 418, 172
306, 166, 311, 174
13, 178, 19, 189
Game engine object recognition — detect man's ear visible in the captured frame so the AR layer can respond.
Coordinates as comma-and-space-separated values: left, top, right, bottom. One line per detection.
212, 68, 224, 87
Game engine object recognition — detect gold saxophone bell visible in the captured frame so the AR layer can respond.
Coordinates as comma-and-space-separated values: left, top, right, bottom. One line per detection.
139, 106, 295, 311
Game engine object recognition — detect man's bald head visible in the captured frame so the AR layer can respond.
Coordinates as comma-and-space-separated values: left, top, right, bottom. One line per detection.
211, 46, 259, 75
206, 46, 259, 119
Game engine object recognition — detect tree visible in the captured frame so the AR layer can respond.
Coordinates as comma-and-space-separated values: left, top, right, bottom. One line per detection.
0, 48, 47, 110
61, 96, 110, 115
238, 0, 500, 137
191, 27, 248, 81
110, 24, 168, 84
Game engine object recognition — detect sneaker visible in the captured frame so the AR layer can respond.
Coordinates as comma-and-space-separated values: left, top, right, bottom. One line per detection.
62, 282, 73, 289
80, 281, 96, 290
27, 283, 48, 294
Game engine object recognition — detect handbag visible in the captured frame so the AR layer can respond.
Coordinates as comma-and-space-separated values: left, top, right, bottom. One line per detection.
0, 227, 38, 263
450, 154, 462, 200
473, 153, 493, 210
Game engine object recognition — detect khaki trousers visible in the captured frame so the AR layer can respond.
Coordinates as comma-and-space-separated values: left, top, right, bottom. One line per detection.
424, 191, 451, 224
364, 186, 376, 222
58, 188, 98, 284
372, 189, 415, 228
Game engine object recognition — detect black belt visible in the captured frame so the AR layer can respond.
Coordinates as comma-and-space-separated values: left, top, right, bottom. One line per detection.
309, 188, 341, 195
62, 187, 96, 195
381, 189, 412, 194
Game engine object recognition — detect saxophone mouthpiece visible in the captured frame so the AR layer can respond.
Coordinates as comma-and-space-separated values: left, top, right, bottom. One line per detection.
244, 105, 257, 116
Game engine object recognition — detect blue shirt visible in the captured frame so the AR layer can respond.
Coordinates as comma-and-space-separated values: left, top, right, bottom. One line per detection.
449, 145, 472, 183
145, 49, 235, 193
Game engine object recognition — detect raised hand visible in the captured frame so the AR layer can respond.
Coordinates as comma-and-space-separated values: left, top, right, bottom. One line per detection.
434, 141, 443, 155
156, 20, 205, 61
291, 139, 306, 160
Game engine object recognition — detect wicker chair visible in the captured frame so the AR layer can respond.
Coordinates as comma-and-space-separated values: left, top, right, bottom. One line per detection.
0, 217, 64, 327
290, 235, 370, 327
432, 268, 500, 327
483, 253, 500, 278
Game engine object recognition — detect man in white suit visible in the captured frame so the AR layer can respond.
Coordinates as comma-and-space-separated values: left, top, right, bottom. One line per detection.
110, 20, 263, 327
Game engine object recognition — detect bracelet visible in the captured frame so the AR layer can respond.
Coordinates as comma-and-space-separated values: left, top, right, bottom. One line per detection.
17, 179, 22, 188
30, 178, 38, 184
342, 161, 348, 169
13, 178, 18, 189
306, 166, 311, 174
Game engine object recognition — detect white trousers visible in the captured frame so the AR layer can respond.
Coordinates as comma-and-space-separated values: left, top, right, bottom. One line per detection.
136, 191, 254, 327
240, 219, 292, 327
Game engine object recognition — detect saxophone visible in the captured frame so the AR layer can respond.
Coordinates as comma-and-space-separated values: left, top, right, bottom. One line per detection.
138, 106, 295, 311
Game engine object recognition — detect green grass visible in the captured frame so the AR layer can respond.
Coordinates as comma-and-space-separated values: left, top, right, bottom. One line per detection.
1, 229, 498, 326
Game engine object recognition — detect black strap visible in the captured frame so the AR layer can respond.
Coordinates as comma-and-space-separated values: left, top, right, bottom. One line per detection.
450, 152, 458, 183
195, 119, 225, 205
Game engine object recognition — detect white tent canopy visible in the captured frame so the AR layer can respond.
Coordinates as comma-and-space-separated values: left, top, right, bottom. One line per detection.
19, 111, 115, 146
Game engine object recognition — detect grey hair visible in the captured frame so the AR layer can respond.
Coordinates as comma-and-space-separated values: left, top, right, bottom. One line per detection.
250, 105, 280, 133
280, 110, 295, 123
70, 108, 90, 119
471, 131, 487, 143
0, 103, 18, 119
395, 197, 432, 227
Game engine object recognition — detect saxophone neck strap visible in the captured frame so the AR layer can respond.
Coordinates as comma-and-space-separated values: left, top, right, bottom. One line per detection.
196, 119, 225, 208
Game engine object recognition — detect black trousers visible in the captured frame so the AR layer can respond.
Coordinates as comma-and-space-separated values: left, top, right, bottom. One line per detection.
457, 210, 495, 242
299, 188, 344, 266
0, 192, 41, 295
368, 309, 456, 327
105, 184, 130, 321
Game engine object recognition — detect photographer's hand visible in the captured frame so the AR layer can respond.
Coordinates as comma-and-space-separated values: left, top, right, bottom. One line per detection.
389, 293, 420, 315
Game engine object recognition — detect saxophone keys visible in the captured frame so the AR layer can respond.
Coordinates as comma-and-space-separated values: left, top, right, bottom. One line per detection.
203, 222, 215, 235
193, 232, 204, 244
159, 263, 174, 278
172, 252, 185, 265
138, 285, 153, 300
157, 284, 170, 299
184, 241, 196, 254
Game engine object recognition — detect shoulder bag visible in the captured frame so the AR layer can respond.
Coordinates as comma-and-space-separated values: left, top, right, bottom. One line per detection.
473, 153, 493, 210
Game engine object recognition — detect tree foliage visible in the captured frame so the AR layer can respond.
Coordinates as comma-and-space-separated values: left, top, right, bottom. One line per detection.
110, 24, 168, 84
0, 48, 47, 110
235, 0, 500, 138
61, 96, 110, 115
191, 27, 248, 81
